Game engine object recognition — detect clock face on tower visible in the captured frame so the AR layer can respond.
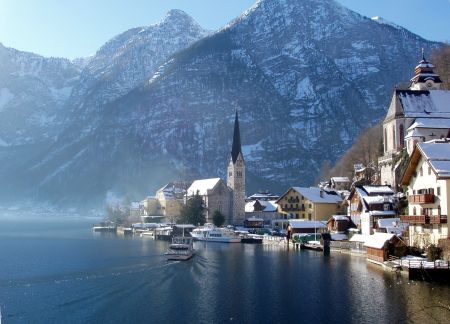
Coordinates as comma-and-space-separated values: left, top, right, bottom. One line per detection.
426, 80, 433, 88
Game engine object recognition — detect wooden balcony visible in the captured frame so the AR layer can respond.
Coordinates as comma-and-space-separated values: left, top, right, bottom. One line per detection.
408, 194, 435, 204
401, 215, 447, 224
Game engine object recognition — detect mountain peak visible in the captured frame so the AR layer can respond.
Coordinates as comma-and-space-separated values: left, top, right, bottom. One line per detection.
161, 9, 198, 27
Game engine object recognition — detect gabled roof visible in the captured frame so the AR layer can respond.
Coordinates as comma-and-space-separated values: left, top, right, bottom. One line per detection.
364, 233, 397, 249
187, 178, 221, 196
348, 185, 393, 201
406, 118, 450, 131
245, 199, 278, 213
287, 187, 342, 204
363, 186, 394, 195
331, 177, 350, 183
397, 90, 450, 119
401, 139, 450, 185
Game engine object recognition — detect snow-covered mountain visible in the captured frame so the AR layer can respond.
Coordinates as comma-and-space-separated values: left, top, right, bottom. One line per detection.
71, 9, 209, 110
0, 0, 441, 207
0, 43, 80, 147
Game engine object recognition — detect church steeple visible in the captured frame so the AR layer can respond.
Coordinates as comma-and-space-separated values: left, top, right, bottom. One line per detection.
231, 110, 243, 164
410, 49, 442, 90
227, 109, 245, 225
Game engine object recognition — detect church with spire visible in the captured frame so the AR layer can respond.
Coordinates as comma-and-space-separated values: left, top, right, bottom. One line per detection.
378, 50, 450, 187
186, 110, 246, 225
227, 110, 246, 225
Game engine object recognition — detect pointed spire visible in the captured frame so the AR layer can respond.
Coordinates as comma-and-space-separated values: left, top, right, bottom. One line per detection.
410, 48, 442, 89
231, 110, 242, 164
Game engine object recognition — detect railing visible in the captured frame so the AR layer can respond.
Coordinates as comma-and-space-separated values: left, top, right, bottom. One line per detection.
401, 215, 447, 224
394, 259, 450, 269
408, 194, 435, 204
431, 215, 447, 224
401, 215, 425, 223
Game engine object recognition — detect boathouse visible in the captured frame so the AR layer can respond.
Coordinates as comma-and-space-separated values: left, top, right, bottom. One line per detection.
364, 233, 407, 263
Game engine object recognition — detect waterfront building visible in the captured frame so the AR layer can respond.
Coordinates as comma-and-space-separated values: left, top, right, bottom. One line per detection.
400, 139, 450, 248
378, 52, 450, 188
276, 187, 343, 221
288, 219, 327, 234
187, 178, 232, 224
141, 196, 161, 216
245, 199, 280, 225
155, 182, 186, 222
348, 185, 396, 235
326, 215, 353, 233
364, 233, 407, 263
185, 111, 246, 226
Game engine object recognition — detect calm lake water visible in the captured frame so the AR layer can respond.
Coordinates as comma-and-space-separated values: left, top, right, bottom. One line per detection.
0, 213, 449, 324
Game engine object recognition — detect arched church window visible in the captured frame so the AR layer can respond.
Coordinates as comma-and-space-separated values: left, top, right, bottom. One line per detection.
384, 128, 388, 152
399, 124, 404, 148
392, 125, 396, 149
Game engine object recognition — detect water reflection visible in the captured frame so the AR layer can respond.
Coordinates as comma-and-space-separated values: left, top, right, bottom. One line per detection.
0, 214, 449, 323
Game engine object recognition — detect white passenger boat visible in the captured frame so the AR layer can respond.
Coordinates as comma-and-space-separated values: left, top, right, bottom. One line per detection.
190, 224, 241, 243
165, 236, 195, 261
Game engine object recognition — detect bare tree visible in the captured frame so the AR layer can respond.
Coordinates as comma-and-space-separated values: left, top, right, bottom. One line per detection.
431, 43, 450, 90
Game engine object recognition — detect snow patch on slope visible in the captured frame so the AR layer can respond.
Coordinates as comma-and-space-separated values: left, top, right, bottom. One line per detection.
0, 88, 15, 112
371, 16, 401, 30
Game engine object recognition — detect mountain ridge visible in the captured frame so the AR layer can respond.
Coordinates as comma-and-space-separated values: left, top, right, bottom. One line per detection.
0, 1, 442, 208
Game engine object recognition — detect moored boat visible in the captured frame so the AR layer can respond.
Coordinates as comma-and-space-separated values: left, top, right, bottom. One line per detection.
191, 224, 241, 243
239, 233, 263, 244
165, 236, 195, 261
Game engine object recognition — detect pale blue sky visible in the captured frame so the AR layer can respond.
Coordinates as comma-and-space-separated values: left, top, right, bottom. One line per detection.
0, 0, 449, 59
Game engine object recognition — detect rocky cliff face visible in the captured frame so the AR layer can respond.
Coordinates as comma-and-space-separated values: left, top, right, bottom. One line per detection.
0, 0, 440, 207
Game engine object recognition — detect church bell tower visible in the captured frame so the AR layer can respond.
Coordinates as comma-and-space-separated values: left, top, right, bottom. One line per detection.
227, 110, 246, 225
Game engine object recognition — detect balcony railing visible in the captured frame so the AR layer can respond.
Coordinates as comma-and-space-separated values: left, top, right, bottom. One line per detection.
408, 194, 435, 204
401, 215, 447, 224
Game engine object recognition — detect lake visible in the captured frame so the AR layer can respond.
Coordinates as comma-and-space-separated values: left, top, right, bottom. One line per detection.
0, 212, 449, 323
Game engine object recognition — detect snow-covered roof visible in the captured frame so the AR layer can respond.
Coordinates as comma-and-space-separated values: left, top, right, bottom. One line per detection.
248, 192, 279, 200
369, 210, 396, 216
245, 200, 278, 212
331, 233, 348, 241
289, 220, 327, 229
330, 215, 350, 221
364, 233, 396, 249
187, 178, 221, 196
377, 218, 401, 228
363, 186, 394, 195
419, 140, 450, 178
407, 118, 450, 131
399, 90, 450, 119
349, 234, 369, 243
290, 187, 342, 204
405, 128, 425, 139
331, 177, 350, 183
362, 196, 385, 204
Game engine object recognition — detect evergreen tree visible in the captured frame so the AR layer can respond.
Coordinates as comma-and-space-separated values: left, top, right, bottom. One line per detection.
180, 193, 206, 225
212, 210, 225, 227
